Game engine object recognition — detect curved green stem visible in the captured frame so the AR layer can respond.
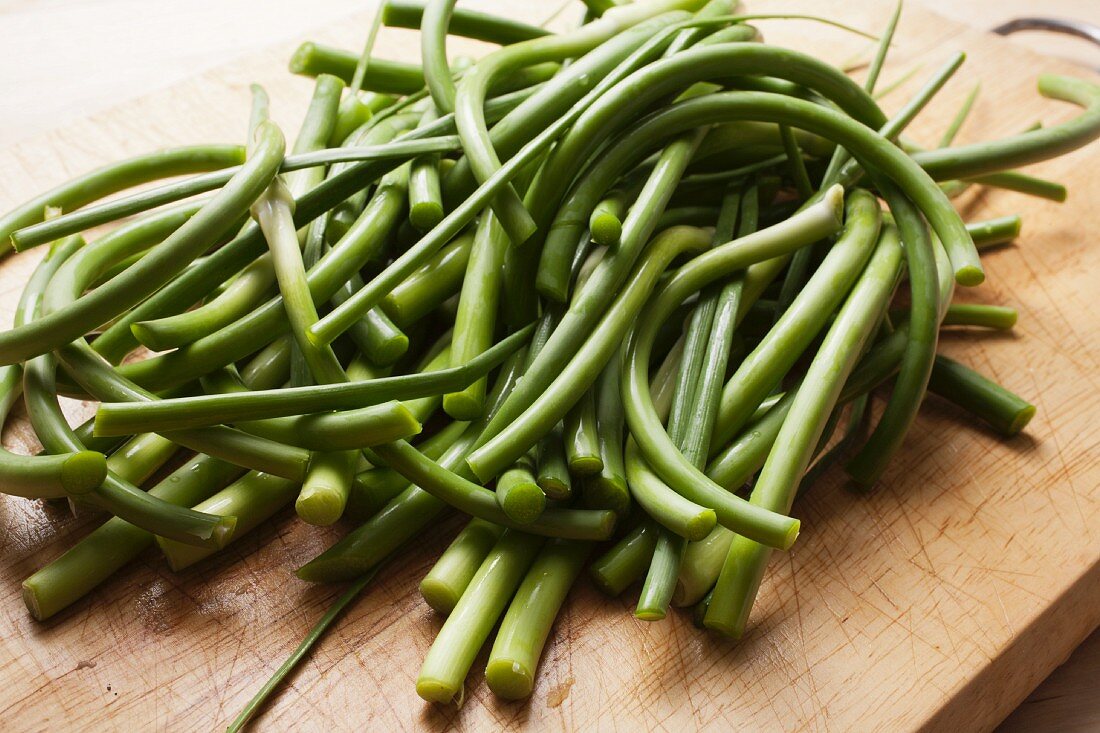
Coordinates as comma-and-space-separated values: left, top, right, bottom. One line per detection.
620, 192, 847, 548
910, 75, 1100, 182
93, 325, 530, 434
90, 86, 534, 365
0, 123, 285, 365
468, 224, 714, 482
10, 136, 452, 253
2, 145, 244, 252
711, 190, 881, 447
846, 181, 940, 487
453, 1, 705, 242
421, 0, 458, 112
625, 440, 715, 542
0, 233, 108, 499
22, 453, 245, 620
528, 41, 883, 274
306, 11, 693, 344
16, 225, 235, 545
59, 343, 312, 480
112, 174, 407, 390
23, 350, 234, 547
157, 471, 300, 571
131, 252, 277, 351
705, 226, 902, 636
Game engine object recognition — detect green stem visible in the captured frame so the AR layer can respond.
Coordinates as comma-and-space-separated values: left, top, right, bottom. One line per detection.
92, 326, 529, 434
225, 567, 382, 733
535, 425, 572, 501
347, 419, 468, 521
296, 451, 358, 526
131, 253, 277, 352
588, 360, 629, 512
620, 191, 846, 549
940, 303, 1017, 329
290, 42, 426, 95
636, 531, 685, 621
928, 354, 1035, 436
469, 223, 713, 482
421, 0, 458, 112
589, 520, 658, 596
705, 225, 902, 636
105, 432, 178, 487
420, 518, 505, 614
710, 189, 881, 447
674, 526, 734, 607
453, 1, 705, 242
296, 351, 524, 583
2, 145, 244, 252
382, 0, 550, 43
10, 135, 451, 254
495, 455, 546, 524
967, 215, 1021, 248
0, 233, 106, 499
0, 124, 285, 366
486, 539, 591, 699
59, 343, 313, 481
939, 82, 981, 147
444, 213, 508, 419
370, 440, 612, 540
381, 228, 473, 326
845, 181, 940, 487
307, 12, 690, 344
22, 454, 245, 620
416, 530, 543, 704
563, 388, 602, 476
157, 471, 300, 571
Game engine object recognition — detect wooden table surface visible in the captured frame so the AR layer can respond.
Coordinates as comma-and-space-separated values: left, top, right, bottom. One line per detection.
1, 1, 1098, 730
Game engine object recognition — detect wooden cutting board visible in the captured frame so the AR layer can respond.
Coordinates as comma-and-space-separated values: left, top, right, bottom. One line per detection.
1, 2, 1097, 730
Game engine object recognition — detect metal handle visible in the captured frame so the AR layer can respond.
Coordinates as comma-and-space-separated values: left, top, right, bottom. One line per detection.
993, 17, 1100, 70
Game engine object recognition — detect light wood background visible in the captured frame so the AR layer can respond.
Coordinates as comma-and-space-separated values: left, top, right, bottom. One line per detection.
0, 1, 1098, 730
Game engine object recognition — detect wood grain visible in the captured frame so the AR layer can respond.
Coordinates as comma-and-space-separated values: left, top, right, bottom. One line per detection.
0, 2, 1098, 730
